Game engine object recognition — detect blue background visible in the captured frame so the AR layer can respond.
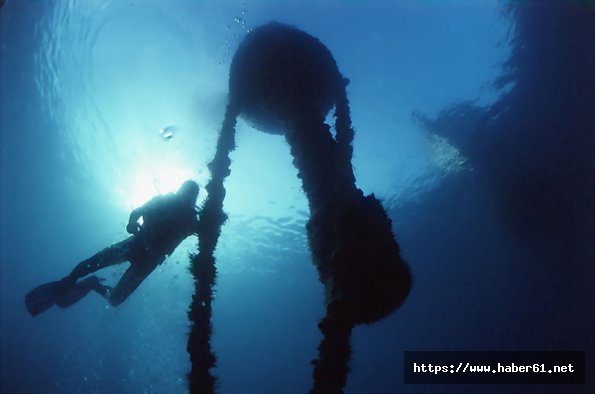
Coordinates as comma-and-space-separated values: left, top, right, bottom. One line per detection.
1, 1, 593, 393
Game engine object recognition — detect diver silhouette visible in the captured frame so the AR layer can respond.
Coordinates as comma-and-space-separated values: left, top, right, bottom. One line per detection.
25, 180, 200, 316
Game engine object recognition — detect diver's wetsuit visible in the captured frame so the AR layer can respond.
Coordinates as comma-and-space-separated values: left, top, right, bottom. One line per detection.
65, 193, 199, 306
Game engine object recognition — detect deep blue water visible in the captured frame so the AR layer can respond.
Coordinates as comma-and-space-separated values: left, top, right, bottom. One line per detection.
1, 1, 593, 393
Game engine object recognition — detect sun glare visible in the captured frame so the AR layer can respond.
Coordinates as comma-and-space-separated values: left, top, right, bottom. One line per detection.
119, 162, 197, 210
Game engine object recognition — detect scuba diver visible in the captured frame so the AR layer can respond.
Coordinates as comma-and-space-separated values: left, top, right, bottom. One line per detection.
25, 180, 200, 316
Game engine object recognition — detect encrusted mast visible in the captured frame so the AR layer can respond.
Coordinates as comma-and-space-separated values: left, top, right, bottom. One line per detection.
187, 23, 411, 393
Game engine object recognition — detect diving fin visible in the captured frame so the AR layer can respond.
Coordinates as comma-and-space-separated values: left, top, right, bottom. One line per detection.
25, 280, 63, 317
25, 278, 79, 316
25, 276, 106, 316
54, 276, 105, 308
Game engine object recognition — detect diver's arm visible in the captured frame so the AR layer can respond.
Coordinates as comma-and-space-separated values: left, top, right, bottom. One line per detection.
126, 206, 145, 234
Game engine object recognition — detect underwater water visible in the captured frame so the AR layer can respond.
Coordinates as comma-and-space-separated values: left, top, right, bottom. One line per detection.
1, 0, 593, 393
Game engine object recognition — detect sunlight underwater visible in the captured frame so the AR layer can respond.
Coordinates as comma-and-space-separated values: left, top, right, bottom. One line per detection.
2, 0, 593, 393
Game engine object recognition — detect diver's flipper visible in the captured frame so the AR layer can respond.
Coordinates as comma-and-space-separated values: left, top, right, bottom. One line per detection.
54, 276, 103, 308
25, 281, 62, 317
25, 276, 105, 316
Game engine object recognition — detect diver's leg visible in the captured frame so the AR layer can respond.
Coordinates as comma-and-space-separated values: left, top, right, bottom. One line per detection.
66, 238, 132, 281
105, 262, 157, 307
